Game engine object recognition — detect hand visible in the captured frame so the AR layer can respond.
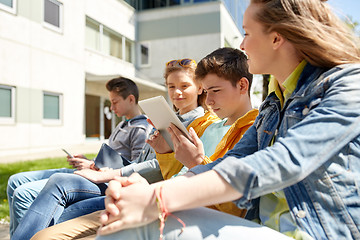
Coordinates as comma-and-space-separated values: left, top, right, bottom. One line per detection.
146, 130, 172, 154
168, 124, 205, 168
97, 173, 158, 235
74, 168, 120, 184
67, 155, 93, 170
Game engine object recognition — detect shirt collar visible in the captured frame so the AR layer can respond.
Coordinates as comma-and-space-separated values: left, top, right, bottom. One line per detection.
268, 60, 307, 107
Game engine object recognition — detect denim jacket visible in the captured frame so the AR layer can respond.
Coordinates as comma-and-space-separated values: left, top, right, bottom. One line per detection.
191, 63, 360, 239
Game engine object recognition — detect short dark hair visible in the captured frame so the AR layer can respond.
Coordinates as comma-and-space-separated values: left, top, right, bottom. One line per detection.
106, 77, 139, 103
195, 47, 253, 95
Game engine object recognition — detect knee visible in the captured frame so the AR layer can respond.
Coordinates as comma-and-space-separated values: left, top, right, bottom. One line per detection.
47, 172, 75, 185
7, 173, 25, 197
44, 172, 78, 192
12, 185, 37, 211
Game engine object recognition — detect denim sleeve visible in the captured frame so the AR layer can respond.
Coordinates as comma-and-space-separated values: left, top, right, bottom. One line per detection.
121, 159, 163, 184
213, 66, 360, 208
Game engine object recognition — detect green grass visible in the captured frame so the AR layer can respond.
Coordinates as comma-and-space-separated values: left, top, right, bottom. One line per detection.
0, 154, 96, 222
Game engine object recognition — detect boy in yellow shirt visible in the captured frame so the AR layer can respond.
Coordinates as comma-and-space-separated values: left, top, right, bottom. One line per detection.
150, 47, 258, 217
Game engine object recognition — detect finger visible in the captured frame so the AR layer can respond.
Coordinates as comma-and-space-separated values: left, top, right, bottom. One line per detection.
188, 127, 198, 143
170, 123, 189, 141
97, 219, 125, 236
99, 210, 110, 224
106, 180, 122, 199
146, 132, 158, 145
104, 195, 120, 216
168, 124, 181, 143
112, 176, 133, 187
124, 173, 148, 186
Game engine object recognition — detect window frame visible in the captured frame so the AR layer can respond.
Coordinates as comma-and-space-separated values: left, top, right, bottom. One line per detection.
0, 0, 17, 14
85, 16, 134, 62
42, 91, 63, 125
0, 84, 16, 124
139, 42, 150, 67
43, 0, 63, 33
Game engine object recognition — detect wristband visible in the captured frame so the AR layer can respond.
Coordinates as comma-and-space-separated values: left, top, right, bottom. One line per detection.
155, 184, 185, 240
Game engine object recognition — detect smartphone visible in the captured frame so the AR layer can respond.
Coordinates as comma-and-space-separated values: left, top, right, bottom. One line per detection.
61, 148, 74, 158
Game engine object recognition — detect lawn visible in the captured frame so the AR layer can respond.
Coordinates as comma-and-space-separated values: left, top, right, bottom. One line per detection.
0, 154, 96, 222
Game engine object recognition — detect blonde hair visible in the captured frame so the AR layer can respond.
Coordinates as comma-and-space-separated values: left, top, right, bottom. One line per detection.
251, 0, 360, 68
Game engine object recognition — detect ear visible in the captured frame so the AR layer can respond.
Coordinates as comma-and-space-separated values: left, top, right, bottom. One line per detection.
197, 84, 203, 95
272, 32, 285, 50
237, 77, 250, 95
127, 94, 136, 104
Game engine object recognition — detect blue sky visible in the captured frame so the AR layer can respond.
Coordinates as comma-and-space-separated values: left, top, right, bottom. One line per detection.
327, 0, 360, 26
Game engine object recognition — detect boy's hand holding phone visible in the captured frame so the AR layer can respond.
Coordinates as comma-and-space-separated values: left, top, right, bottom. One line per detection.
62, 149, 93, 170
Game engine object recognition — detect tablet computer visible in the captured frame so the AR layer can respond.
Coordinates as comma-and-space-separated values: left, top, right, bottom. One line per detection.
139, 96, 191, 151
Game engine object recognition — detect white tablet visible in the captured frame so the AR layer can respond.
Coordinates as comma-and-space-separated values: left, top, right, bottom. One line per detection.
139, 96, 191, 151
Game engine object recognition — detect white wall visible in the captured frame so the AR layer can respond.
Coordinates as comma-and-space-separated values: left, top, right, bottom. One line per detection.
85, 0, 136, 41
0, 0, 138, 157
139, 33, 222, 84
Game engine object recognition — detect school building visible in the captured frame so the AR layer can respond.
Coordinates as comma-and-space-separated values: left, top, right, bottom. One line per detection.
0, 0, 250, 161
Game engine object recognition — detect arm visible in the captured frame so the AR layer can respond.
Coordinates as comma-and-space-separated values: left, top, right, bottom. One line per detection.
97, 171, 242, 235
74, 168, 121, 184
209, 67, 360, 205
121, 159, 163, 184
147, 130, 182, 180
74, 159, 164, 184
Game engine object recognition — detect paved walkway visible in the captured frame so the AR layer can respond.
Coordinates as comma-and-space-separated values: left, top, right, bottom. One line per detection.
0, 223, 9, 240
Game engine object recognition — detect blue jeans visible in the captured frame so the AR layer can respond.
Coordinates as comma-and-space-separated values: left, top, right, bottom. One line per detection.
95, 207, 292, 240
11, 173, 107, 240
7, 168, 75, 236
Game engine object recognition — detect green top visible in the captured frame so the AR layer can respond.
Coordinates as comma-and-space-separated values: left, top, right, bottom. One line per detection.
260, 60, 314, 240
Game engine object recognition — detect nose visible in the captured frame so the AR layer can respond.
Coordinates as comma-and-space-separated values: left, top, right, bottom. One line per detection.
205, 94, 214, 106
175, 88, 182, 95
240, 39, 245, 51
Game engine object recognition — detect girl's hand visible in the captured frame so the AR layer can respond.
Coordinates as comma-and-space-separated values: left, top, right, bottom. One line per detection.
168, 125, 205, 168
146, 130, 172, 154
98, 173, 158, 235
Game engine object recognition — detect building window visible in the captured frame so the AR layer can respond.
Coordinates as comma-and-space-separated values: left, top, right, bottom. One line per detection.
85, 18, 100, 50
0, 0, 17, 14
43, 0, 63, 32
103, 27, 123, 59
125, 39, 133, 63
43, 92, 62, 122
140, 43, 150, 66
0, 85, 15, 123
85, 16, 134, 63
